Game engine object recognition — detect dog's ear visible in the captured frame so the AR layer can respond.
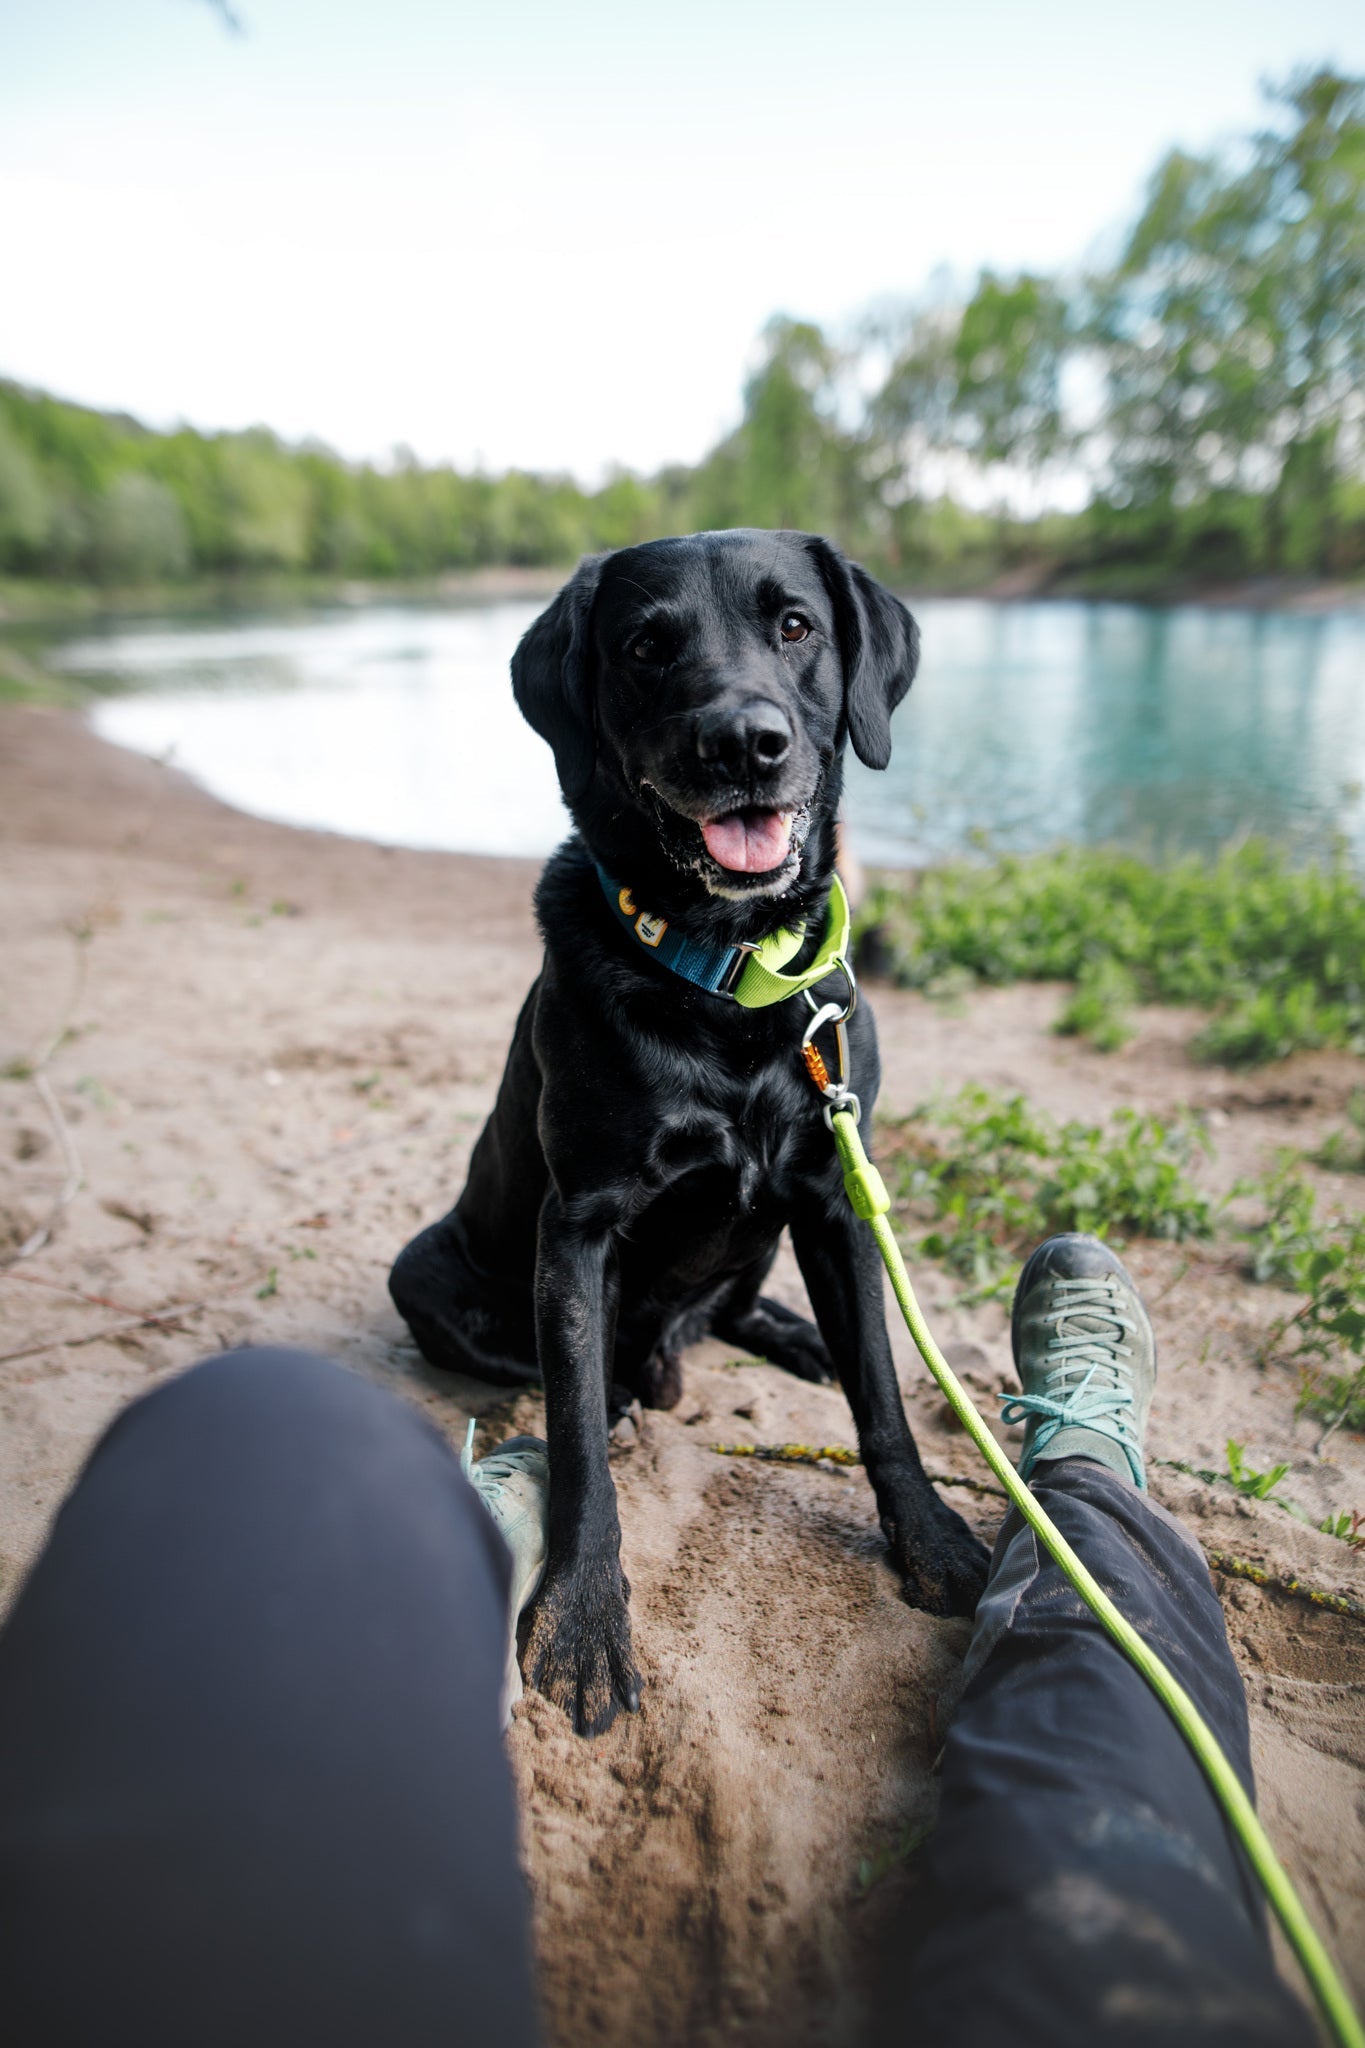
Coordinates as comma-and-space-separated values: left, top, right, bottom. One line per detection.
511, 553, 608, 801
809, 538, 919, 770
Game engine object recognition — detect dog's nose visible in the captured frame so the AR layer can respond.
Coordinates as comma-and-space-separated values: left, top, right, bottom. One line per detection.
695, 701, 792, 777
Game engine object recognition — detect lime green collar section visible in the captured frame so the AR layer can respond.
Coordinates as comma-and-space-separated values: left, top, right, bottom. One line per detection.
731, 875, 851, 1008
596, 866, 851, 1009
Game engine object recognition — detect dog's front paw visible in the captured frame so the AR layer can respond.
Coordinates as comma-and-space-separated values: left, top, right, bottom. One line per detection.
883, 1494, 990, 1619
522, 1555, 642, 1736
720, 1299, 835, 1384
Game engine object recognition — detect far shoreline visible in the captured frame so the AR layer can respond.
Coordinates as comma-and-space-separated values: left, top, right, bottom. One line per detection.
3, 562, 1364, 647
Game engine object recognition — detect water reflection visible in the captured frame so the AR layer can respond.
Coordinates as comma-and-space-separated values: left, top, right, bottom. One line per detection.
846, 602, 1365, 866
50, 597, 1365, 867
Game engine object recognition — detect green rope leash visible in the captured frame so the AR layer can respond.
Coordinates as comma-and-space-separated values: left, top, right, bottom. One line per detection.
830, 1107, 1364, 2048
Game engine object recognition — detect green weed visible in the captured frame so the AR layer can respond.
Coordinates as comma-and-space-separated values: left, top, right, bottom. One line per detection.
1239, 1158, 1321, 1286
1239, 1168, 1365, 1435
1313, 1090, 1365, 1174
1298, 1364, 1365, 1440
1159, 1451, 1362, 1543
1277, 1224, 1365, 1370
1224, 1438, 1291, 1501
1318, 1508, 1365, 1549
255, 1267, 279, 1300
859, 841, 1365, 1066
1192, 983, 1348, 1066
1053, 957, 1138, 1052
880, 1086, 1214, 1297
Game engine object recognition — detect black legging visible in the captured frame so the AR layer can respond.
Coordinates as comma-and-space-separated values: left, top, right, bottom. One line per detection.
0, 1350, 1315, 2046
0, 1348, 539, 2048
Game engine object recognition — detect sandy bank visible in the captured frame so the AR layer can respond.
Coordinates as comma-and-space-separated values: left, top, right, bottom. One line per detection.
2, 704, 1363, 2043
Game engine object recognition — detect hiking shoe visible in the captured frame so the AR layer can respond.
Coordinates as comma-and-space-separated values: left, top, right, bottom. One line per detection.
1002, 1234, 1156, 1491
461, 1422, 550, 1719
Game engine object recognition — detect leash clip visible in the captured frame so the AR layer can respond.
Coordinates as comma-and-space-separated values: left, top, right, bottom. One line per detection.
801, 983, 861, 1129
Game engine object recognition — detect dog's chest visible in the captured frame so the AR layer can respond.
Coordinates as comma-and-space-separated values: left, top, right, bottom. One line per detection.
645, 1066, 814, 1221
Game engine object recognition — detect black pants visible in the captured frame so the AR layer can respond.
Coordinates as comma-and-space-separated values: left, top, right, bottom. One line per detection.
0, 1352, 1313, 2046
901, 1462, 1315, 2045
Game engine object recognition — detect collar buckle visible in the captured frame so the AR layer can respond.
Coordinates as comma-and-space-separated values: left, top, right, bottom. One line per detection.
716, 941, 760, 1001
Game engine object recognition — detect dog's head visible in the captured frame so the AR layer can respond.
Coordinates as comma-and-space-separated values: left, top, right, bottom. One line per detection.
512, 529, 918, 923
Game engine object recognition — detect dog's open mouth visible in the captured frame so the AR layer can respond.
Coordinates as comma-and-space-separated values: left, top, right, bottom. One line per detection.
642, 783, 812, 895
698, 806, 795, 875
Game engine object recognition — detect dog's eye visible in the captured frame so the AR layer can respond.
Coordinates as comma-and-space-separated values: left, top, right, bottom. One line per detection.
780, 613, 811, 643
631, 635, 657, 662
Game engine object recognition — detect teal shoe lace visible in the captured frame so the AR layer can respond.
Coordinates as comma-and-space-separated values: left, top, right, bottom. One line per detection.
1001, 1275, 1145, 1488
461, 1420, 544, 1505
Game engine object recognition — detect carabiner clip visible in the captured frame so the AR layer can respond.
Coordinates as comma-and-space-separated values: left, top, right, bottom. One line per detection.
800, 997, 861, 1128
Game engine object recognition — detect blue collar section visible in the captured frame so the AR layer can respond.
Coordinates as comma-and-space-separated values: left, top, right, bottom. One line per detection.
595, 865, 749, 998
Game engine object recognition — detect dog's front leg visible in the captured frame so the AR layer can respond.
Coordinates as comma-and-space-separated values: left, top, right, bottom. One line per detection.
792, 1197, 990, 1617
520, 1191, 642, 1736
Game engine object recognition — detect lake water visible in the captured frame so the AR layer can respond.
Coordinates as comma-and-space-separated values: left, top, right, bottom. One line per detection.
49, 597, 1365, 868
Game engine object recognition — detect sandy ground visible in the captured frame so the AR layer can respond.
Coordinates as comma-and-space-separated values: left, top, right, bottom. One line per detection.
3, 702, 1364, 2043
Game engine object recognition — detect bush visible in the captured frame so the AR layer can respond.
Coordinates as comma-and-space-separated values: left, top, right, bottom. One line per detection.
879, 1086, 1214, 1296
1053, 957, 1138, 1051
859, 841, 1365, 1066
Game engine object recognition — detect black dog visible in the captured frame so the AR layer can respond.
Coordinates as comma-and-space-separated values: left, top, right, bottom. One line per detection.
390, 529, 989, 1734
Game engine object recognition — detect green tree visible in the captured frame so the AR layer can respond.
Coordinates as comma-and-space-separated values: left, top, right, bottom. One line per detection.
90, 474, 189, 582
688, 316, 863, 537
1090, 68, 1365, 571
952, 272, 1067, 470
0, 408, 52, 567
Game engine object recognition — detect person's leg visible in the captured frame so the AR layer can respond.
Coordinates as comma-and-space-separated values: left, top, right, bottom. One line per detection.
0, 1347, 540, 2048
897, 1238, 1316, 2048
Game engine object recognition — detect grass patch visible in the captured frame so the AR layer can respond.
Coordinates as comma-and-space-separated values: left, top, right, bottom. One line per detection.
879, 1085, 1214, 1298
0, 643, 74, 706
858, 841, 1365, 1066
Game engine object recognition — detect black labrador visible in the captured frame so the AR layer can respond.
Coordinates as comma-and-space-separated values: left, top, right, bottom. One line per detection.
390, 529, 989, 1734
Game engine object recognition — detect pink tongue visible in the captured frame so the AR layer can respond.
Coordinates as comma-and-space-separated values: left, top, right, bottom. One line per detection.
700, 809, 791, 874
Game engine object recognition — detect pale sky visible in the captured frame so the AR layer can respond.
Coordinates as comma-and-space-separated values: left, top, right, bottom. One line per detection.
5, 0, 1365, 480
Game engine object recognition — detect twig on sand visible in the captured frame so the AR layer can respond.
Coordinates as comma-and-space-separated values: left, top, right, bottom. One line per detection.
267, 1114, 432, 1178
715, 1440, 862, 1466
1205, 1550, 1365, 1625
711, 1441, 1008, 1500
2, 1270, 149, 1317
0, 1284, 259, 1368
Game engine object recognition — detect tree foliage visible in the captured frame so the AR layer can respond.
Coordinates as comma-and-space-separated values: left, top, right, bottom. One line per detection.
1091, 69, 1365, 570
2, 69, 1362, 590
